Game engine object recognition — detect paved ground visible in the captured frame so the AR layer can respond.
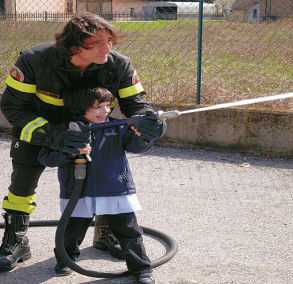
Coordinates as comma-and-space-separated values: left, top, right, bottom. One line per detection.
0, 137, 293, 284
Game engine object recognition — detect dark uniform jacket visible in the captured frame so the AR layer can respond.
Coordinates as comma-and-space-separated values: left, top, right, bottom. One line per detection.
1, 43, 152, 145
37, 118, 152, 199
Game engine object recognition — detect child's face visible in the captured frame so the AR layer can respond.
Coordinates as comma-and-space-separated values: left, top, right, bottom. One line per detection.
84, 100, 111, 124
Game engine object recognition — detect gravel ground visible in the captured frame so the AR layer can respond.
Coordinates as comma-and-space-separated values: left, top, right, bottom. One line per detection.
0, 137, 293, 284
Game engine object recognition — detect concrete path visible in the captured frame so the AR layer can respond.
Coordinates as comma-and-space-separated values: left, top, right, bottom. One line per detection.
0, 137, 293, 284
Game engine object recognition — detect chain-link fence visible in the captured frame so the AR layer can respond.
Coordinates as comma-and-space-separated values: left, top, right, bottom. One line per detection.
0, 0, 293, 110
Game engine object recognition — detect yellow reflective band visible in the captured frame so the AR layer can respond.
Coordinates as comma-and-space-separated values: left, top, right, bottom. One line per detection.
110, 100, 116, 108
20, 117, 48, 142
35, 91, 64, 106
5, 74, 37, 93
2, 200, 36, 214
8, 191, 36, 204
3, 192, 37, 214
118, 82, 144, 98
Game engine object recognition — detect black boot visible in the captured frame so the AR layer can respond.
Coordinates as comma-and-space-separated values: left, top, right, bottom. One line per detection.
93, 215, 125, 260
0, 211, 31, 271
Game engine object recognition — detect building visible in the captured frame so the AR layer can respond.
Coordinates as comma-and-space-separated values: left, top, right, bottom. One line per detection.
142, 1, 217, 21
230, 0, 293, 23
230, 0, 261, 23
213, 0, 235, 15
2, 0, 291, 22
1, 0, 216, 22
1, 0, 151, 21
3, 0, 65, 14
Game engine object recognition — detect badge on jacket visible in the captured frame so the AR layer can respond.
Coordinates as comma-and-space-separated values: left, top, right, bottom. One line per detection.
132, 70, 140, 85
10, 66, 24, 82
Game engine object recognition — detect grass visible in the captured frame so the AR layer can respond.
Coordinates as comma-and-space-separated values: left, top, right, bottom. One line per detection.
0, 18, 292, 110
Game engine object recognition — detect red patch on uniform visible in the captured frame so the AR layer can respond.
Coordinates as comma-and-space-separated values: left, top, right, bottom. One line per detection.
132, 70, 140, 85
10, 66, 24, 82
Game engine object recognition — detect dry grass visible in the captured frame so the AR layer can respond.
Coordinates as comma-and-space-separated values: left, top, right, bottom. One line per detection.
115, 19, 293, 110
1, 18, 292, 110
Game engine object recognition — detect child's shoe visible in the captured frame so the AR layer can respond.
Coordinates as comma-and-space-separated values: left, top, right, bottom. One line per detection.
54, 260, 73, 276
135, 272, 155, 284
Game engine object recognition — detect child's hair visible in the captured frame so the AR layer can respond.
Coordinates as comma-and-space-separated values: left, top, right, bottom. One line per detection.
63, 82, 114, 117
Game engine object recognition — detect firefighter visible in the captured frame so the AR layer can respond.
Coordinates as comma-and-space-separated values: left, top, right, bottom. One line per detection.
0, 12, 166, 271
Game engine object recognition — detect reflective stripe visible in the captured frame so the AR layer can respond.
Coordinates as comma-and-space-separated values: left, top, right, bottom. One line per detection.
110, 100, 116, 108
2, 200, 36, 214
7, 191, 36, 204
118, 82, 144, 98
2, 192, 37, 214
6, 75, 64, 106
20, 117, 48, 142
35, 91, 64, 106
5, 75, 37, 93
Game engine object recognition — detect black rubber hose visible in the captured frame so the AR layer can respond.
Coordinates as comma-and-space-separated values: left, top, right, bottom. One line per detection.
54, 164, 178, 278
0, 169, 178, 279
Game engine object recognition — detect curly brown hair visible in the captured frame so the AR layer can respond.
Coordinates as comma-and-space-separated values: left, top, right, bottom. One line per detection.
55, 12, 120, 58
63, 82, 115, 117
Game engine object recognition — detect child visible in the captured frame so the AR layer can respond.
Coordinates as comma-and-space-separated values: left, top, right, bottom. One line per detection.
38, 82, 155, 284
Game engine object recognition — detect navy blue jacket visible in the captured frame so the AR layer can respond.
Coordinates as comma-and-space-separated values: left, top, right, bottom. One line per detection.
38, 119, 152, 199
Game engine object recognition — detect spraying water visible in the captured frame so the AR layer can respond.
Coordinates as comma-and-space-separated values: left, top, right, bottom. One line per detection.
179, 92, 293, 115
157, 92, 293, 121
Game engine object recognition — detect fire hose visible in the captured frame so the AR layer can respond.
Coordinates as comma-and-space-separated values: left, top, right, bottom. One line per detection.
54, 161, 179, 278
55, 91, 293, 278
0, 117, 180, 279
1, 91, 293, 278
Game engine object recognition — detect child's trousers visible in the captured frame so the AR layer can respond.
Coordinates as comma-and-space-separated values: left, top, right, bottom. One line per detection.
54, 212, 152, 275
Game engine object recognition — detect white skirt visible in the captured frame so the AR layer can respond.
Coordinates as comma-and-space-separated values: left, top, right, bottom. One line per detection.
60, 194, 142, 218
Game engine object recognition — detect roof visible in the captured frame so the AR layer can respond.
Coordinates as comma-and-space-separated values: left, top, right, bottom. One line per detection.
231, 0, 260, 10
143, 1, 215, 13
143, 2, 177, 7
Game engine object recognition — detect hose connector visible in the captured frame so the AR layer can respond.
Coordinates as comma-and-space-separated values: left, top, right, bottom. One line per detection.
157, 110, 181, 121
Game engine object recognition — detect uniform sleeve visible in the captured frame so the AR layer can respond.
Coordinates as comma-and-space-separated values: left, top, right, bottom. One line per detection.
123, 127, 153, 153
1, 50, 53, 144
37, 146, 75, 167
116, 60, 154, 117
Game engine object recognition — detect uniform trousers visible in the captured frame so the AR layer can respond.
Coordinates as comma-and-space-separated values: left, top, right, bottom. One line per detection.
2, 139, 45, 213
54, 212, 152, 275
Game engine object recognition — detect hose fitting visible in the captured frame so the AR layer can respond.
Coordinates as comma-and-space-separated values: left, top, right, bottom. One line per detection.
157, 110, 181, 121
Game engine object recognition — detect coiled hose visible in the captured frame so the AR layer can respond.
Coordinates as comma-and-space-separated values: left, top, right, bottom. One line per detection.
0, 163, 178, 279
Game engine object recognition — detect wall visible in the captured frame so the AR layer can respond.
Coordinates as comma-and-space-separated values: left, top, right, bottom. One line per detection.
112, 0, 149, 14
259, 0, 293, 18
9, 0, 64, 13
150, 103, 293, 157
1, 98, 293, 157
247, 3, 261, 23
229, 10, 247, 22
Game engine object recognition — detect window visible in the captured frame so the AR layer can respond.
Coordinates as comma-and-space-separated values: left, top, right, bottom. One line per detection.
253, 9, 258, 18
0, 0, 5, 14
130, 7, 135, 16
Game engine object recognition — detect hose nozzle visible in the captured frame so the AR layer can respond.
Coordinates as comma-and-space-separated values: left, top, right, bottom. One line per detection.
157, 110, 181, 121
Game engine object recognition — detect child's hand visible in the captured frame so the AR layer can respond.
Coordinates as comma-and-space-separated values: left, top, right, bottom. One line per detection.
131, 126, 141, 136
76, 144, 92, 155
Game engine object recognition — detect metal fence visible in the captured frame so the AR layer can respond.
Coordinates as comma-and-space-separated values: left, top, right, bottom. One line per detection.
0, 0, 293, 111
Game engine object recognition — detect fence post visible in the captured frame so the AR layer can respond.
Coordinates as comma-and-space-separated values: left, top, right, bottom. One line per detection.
196, 0, 204, 105
45, 11, 47, 22
14, 0, 17, 21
